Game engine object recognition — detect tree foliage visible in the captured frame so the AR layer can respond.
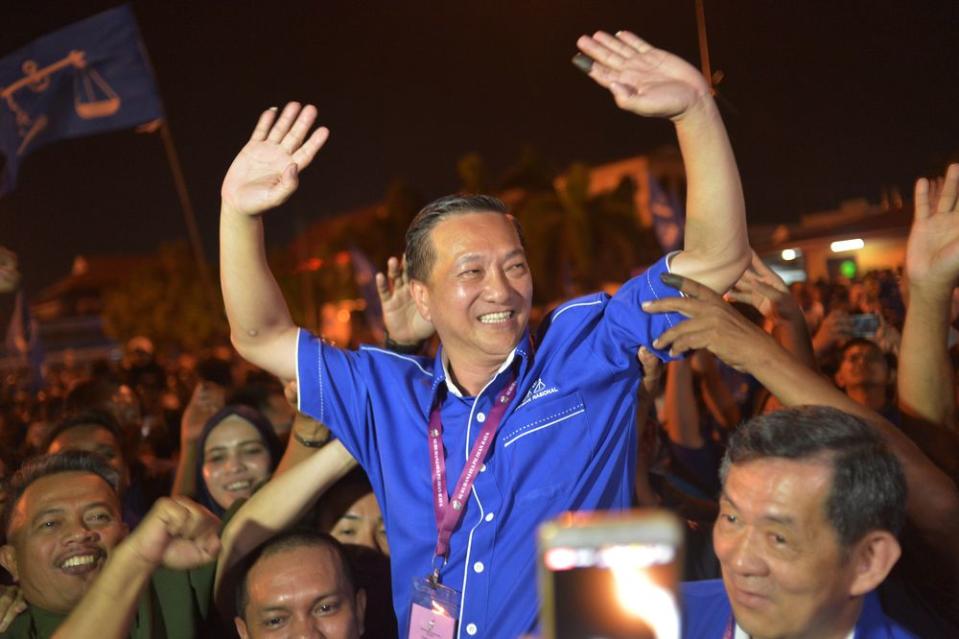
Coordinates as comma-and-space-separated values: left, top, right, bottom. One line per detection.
101, 242, 226, 352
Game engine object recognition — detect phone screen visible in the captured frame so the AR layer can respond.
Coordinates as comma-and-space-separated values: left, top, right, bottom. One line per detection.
543, 542, 680, 639
851, 313, 880, 337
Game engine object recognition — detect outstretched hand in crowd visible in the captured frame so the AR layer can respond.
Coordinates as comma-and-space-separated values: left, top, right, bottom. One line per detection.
727, 251, 804, 327
375, 255, 435, 346
643, 273, 778, 372
908, 163, 959, 291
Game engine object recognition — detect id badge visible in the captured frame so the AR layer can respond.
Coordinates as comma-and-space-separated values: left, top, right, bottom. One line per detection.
408, 575, 460, 639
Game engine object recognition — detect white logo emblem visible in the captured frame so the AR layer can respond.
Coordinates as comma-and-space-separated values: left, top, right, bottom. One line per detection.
520, 378, 559, 406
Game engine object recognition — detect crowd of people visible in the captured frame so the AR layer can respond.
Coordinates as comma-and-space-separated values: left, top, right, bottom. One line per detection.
2, 29, 959, 638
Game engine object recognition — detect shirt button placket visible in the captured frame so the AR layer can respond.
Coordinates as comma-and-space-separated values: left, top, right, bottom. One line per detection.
466, 622, 478, 636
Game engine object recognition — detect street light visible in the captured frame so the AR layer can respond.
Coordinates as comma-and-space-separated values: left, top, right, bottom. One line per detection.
830, 238, 864, 252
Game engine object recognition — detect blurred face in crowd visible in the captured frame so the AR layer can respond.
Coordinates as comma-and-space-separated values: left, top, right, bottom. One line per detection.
0, 472, 126, 614
202, 415, 272, 509
330, 492, 389, 556
835, 342, 889, 390
47, 424, 129, 490
411, 212, 533, 371
110, 384, 142, 429
235, 544, 365, 639
25, 420, 55, 453
713, 458, 867, 639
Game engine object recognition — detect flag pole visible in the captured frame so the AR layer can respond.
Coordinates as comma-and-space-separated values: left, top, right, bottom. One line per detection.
695, 0, 715, 95
157, 120, 219, 310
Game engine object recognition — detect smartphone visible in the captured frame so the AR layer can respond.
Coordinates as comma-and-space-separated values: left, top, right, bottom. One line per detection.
850, 313, 880, 338
538, 509, 683, 639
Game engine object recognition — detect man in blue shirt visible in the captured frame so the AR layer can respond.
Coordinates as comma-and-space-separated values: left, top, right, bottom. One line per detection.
681, 406, 916, 639
218, 31, 750, 637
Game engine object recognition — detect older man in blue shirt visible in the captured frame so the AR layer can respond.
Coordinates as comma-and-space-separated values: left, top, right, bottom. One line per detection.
218, 31, 749, 638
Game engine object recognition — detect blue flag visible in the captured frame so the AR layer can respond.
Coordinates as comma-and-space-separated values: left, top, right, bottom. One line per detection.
348, 246, 386, 340
647, 171, 686, 253
0, 4, 164, 195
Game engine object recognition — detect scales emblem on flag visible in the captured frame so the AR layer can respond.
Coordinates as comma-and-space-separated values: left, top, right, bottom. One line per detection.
1, 49, 121, 156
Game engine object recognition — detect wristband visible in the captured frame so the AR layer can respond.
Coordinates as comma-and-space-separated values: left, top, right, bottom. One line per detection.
385, 333, 426, 355
293, 430, 329, 448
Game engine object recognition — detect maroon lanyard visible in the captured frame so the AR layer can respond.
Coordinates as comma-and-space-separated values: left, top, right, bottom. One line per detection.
429, 374, 517, 558
722, 615, 735, 639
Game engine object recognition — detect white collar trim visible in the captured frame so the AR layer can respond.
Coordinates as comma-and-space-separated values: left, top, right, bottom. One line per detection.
442, 347, 517, 398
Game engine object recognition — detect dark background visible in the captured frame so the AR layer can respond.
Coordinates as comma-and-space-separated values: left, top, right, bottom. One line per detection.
3, 0, 958, 294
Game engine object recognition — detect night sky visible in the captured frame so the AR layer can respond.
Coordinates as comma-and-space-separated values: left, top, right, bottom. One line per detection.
3, 0, 958, 295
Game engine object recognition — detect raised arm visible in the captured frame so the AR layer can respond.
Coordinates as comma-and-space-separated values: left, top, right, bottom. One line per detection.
644, 274, 959, 560
663, 358, 704, 448
214, 439, 356, 611
219, 103, 329, 381
171, 381, 224, 497
899, 164, 959, 429
575, 31, 749, 292
52, 498, 220, 639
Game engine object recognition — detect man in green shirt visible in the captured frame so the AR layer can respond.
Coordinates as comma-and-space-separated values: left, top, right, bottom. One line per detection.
0, 451, 221, 638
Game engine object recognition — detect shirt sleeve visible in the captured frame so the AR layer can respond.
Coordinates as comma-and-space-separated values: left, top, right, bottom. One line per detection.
294, 328, 373, 467
601, 253, 688, 361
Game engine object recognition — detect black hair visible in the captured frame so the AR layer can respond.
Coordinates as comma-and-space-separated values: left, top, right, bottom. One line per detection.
235, 529, 357, 619
193, 404, 284, 517
719, 406, 906, 548
41, 409, 126, 460
2, 451, 120, 539
403, 194, 524, 282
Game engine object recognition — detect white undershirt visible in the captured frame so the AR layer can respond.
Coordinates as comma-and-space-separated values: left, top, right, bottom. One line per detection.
734, 625, 854, 639
442, 347, 517, 398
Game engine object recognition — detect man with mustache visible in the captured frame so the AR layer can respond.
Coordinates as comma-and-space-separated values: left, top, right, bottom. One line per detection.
0, 451, 220, 638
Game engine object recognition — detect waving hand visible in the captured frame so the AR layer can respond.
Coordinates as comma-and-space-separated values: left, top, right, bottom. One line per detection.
221, 102, 329, 216
907, 163, 959, 290
575, 31, 709, 121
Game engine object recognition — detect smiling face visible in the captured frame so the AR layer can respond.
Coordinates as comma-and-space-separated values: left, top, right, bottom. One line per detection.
0, 472, 126, 614
713, 458, 862, 639
410, 211, 533, 375
201, 415, 272, 510
235, 544, 365, 639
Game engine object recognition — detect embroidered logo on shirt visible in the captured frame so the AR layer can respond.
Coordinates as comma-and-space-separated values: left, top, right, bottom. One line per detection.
520, 378, 559, 406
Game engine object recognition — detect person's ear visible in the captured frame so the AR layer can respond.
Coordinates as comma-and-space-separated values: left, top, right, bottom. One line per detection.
410, 279, 432, 323
847, 530, 901, 597
355, 587, 367, 636
0, 544, 19, 581
234, 617, 250, 639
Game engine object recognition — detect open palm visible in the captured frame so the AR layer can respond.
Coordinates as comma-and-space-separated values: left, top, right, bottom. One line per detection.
576, 30, 708, 120
221, 102, 329, 216
907, 164, 959, 289
377, 256, 435, 344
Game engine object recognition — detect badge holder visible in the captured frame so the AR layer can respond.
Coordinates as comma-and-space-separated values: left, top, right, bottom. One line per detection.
407, 561, 460, 639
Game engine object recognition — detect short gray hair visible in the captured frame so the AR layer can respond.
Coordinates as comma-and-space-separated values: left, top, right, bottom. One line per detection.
720, 406, 906, 548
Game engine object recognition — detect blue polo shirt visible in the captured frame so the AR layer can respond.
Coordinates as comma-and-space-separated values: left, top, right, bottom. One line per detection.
681, 579, 918, 638
296, 255, 683, 638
